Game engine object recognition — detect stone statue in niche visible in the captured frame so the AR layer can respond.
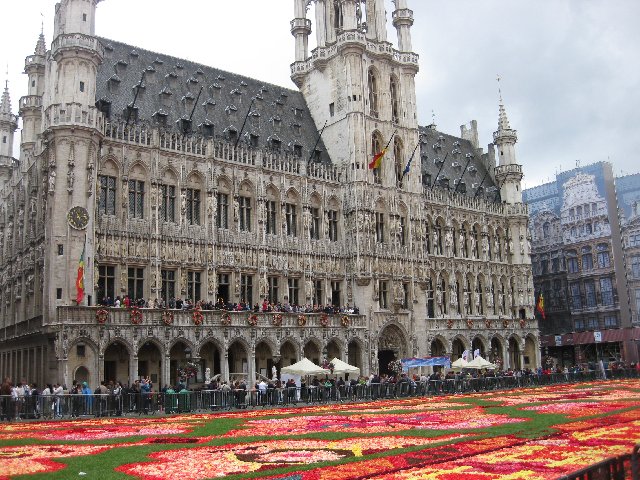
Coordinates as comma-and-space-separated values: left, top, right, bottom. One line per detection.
48, 170, 56, 194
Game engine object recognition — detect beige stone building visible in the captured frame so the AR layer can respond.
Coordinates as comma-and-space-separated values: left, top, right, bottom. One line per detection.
0, 0, 538, 389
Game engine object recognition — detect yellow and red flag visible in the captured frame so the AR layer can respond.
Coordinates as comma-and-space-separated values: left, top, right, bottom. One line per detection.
76, 243, 86, 304
536, 293, 545, 320
368, 148, 387, 170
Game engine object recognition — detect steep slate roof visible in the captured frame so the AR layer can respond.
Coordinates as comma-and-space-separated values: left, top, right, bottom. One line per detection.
419, 126, 498, 199
95, 38, 329, 163
95, 38, 497, 199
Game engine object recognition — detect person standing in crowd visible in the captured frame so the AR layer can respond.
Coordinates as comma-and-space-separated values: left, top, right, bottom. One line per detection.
1, 377, 12, 421
70, 380, 82, 418
52, 383, 64, 418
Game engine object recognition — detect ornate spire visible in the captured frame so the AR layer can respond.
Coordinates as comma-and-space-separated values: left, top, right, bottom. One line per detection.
498, 102, 512, 132
0, 81, 13, 116
493, 78, 517, 146
35, 31, 47, 56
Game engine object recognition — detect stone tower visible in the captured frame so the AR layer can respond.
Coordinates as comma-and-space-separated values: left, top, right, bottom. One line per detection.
493, 98, 523, 205
20, 32, 47, 170
0, 82, 18, 188
43, 0, 105, 315
291, 0, 421, 192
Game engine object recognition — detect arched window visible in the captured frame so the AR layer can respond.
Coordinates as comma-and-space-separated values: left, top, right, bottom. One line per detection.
371, 132, 382, 184
390, 76, 400, 124
333, 0, 343, 33
394, 137, 404, 188
368, 69, 379, 118
543, 221, 551, 239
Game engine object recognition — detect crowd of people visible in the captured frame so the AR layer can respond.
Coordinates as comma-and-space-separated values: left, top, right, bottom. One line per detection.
2, 361, 639, 421
98, 295, 360, 315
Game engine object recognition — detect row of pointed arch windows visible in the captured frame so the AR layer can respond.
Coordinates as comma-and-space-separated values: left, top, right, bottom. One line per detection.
368, 68, 401, 124
370, 133, 406, 188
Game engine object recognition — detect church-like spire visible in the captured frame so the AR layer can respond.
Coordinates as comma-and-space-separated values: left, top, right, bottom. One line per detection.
498, 102, 511, 132
1, 81, 13, 116
492, 81, 518, 156
35, 31, 47, 56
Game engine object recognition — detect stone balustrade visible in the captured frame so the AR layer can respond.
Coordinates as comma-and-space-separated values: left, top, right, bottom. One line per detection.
43, 103, 104, 132
51, 33, 105, 60
56, 306, 366, 330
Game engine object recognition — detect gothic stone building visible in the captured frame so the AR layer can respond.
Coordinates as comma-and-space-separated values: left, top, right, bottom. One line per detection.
0, 0, 538, 388
525, 163, 640, 366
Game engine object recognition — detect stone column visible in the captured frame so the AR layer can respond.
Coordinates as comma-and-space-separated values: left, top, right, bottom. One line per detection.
130, 355, 139, 383
222, 352, 229, 383
248, 351, 256, 386
163, 354, 171, 388
97, 354, 105, 384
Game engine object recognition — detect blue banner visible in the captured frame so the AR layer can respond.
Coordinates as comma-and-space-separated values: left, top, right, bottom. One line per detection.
401, 357, 451, 370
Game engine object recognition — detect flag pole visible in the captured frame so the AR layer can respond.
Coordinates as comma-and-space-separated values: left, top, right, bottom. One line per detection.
234, 97, 255, 148
402, 141, 421, 179
308, 120, 328, 164
430, 152, 449, 191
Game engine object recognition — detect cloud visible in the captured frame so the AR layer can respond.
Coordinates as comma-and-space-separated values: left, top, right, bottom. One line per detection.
2, 0, 638, 186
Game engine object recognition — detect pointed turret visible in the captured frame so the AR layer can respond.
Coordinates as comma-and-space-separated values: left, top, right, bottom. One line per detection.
493, 93, 523, 204
392, 0, 414, 52
0, 81, 18, 186
35, 31, 47, 57
20, 32, 47, 163
292, 0, 312, 62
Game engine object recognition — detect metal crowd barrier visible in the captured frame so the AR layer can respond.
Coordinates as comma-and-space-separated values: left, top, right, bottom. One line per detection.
1, 368, 639, 420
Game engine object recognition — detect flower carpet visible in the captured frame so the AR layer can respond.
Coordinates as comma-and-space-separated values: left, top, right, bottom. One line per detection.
0, 379, 639, 479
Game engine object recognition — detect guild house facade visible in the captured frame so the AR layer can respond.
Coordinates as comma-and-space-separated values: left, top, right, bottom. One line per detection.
0, 0, 538, 389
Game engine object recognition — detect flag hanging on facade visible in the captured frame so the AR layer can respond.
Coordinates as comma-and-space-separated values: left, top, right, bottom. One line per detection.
368, 148, 387, 170
536, 293, 545, 320
76, 242, 86, 304
402, 142, 421, 178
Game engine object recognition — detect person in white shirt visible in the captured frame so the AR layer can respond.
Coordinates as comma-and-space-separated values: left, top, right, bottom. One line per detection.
52, 383, 64, 418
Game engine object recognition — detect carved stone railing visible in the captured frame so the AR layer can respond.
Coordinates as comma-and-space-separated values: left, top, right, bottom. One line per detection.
56, 306, 367, 330
51, 33, 105, 60
43, 103, 104, 132
19, 95, 42, 111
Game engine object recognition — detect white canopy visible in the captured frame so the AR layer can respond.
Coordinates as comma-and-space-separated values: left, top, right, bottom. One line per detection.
466, 356, 496, 370
330, 358, 360, 376
451, 358, 469, 369
281, 358, 330, 376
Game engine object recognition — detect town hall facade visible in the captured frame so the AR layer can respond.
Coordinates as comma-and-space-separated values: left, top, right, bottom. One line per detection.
0, 0, 538, 388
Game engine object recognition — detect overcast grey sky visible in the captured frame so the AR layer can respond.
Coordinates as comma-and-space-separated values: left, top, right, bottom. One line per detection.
2, 0, 639, 188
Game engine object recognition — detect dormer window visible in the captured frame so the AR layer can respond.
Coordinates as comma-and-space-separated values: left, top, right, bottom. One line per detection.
225, 105, 238, 114
124, 105, 139, 123
153, 109, 168, 127
293, 144, 302, 158
248, 133, 259, 148
178, 117, 192, 135
224, 126, 238, 143
200, 120, 214, 137
217, 74, 226, 81
268, 135, 281, 152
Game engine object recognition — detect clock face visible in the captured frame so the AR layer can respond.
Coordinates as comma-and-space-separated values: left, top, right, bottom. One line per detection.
68, 206, 90, 230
